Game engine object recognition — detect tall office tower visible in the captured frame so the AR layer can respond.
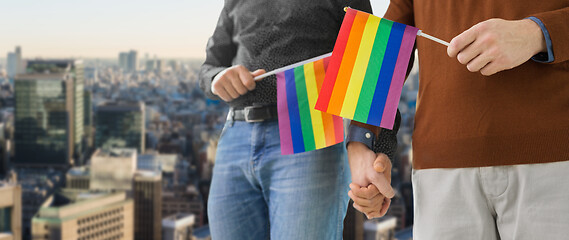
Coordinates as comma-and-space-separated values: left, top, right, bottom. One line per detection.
32, 189, 134, 240
119, 52, 129, 71
66, 166, 90, 190
83, 90, 94, 153
162, 214, 195, 240
156, 59, 163, 73
14, 46, 23, 74
14, 60, 85, 167
6, 53, 17, 79
133, 170, 162, 240
127, 50, 138, 72
0, 182, 22, 240
95, 101, 145, 153
90, 148, 136, 191
145, 59, 155, 73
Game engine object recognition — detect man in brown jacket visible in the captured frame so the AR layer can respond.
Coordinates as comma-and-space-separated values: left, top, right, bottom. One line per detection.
347, 1, 569, 239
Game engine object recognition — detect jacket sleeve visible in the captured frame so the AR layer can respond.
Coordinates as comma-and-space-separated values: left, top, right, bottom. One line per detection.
198, 6, 237, 100
532, 7, 569, 64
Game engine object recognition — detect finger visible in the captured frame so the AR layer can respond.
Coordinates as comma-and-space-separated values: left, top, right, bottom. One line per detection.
230, 77, 249, 95
353, 203, 380, 219
251, 69, 266, 80
466, 53, 493, 73
378, 198, 392, 217
370, 173, 394, 199
479, 61, 501, 76
448, 26, 478, 58
374, 154, 392, 183
348, 190, 382, 208
236, 67, 256, 91
215, 87, 232, 102
351, 184, 380, 199
456, 41, 483, 65
221, 79, 241, 99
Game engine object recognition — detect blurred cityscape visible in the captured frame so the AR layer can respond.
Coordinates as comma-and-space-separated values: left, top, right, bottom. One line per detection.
0, 46, 419, 240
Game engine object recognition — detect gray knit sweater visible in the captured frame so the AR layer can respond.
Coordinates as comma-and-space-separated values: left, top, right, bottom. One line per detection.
199, 0, 372, 108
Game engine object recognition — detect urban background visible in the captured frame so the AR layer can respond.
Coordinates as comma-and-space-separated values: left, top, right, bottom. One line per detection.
0, 1, 418, 240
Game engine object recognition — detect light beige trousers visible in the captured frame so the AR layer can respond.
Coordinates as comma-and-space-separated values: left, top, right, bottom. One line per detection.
412, 160, 569, 240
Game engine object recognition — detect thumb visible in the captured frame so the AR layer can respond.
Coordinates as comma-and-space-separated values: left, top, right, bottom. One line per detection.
374, 154, 392, 183
251, 69, 266, 80
369, 173, 395, 199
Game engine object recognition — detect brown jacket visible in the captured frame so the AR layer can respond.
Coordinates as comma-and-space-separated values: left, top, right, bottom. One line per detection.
355, 0, 569, 169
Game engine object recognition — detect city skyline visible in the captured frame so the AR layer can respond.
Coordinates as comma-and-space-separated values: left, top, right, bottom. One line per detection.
0, 1, 388, 59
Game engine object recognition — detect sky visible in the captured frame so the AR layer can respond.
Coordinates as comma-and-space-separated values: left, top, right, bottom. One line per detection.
0, 1, 389, 60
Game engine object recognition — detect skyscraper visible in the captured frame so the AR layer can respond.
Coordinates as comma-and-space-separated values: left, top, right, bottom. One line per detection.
14, 60, 85, 167
127, 50, 138, 72
134, 170, 162, 240
119, 52, 129, 71
6, 53, 17, 79
94, 101, 145, 153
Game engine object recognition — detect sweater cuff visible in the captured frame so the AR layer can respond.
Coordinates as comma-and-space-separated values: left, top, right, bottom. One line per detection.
527, 17, 554, 63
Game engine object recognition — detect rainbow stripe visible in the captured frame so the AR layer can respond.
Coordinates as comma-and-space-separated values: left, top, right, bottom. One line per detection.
277, 56, 344, 155
315, 8, 418, 129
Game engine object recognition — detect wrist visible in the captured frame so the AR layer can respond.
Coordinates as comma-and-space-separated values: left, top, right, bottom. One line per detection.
521, 19, 547, 54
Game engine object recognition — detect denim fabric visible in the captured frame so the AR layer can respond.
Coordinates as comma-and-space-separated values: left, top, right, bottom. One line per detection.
208, 119, 350, 240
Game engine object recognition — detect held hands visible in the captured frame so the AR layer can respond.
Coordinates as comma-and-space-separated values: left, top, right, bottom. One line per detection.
347, 142, 393, 219
211, 65, 266, 102
447, 18, 546, 76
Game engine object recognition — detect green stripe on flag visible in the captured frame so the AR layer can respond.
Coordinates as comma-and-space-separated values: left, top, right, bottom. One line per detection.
353, 18, 393, 123
294, 66, 316, 151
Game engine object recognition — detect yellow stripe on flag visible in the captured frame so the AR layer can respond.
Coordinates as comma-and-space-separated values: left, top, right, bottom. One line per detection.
304, 62, 326, 149
340, 15, 381, 119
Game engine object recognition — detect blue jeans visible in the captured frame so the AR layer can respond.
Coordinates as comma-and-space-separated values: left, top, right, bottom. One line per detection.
208, 119, 350, 240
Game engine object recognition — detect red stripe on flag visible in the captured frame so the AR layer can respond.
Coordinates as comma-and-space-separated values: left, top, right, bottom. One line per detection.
315, 8, 357, 112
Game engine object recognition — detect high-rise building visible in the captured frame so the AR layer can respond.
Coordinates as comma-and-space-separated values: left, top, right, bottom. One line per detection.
14, 47, 23, 74
156, 60, 163, 73
83, 90, 94, 153
119, 52, 129, 71
6, 53, 17, 79
13, 60, 85, 167
162, 213, 195, 240
133, 170, 162, 240
127, 50, 138, 72
0, 182, 22, 240
31, 189, 134, 240
90, 148, 136, 191
95, 101, 145, 153
145, 60, 155, 73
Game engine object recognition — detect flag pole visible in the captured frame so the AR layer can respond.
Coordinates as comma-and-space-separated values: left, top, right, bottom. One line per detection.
254, 52, 332, 80
417, 30, 450, 46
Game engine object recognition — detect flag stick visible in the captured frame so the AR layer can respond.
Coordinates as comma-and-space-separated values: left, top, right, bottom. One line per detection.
254, 52, 332, 80
417, 30, 450, 46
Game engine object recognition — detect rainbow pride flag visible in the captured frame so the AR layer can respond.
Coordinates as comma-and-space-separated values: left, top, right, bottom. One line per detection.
315, 8, 418, 129
277, 55, 344, 155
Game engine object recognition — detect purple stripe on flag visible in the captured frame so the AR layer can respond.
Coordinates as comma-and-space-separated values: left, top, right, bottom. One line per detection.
380, 25, 419, 129
276, 72, 294, 155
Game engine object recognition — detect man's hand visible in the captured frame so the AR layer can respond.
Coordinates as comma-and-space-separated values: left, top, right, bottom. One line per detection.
211, 65, 266, 102
447, 18, 546, 76
347, 141, 393, 218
